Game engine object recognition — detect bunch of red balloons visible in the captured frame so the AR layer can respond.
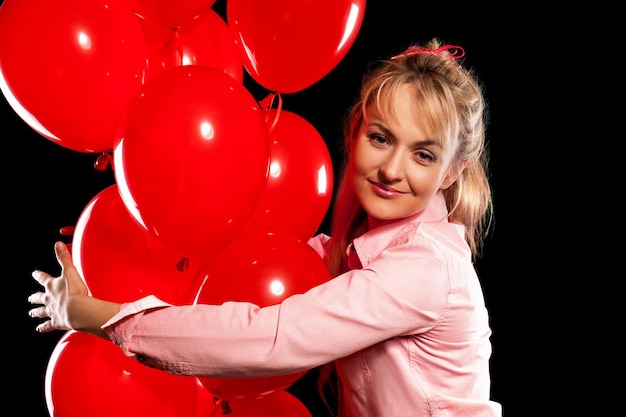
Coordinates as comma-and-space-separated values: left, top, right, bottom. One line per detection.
1, 0, 366, 415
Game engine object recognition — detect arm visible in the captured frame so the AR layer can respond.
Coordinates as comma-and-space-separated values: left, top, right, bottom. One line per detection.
28, 241, 121, 340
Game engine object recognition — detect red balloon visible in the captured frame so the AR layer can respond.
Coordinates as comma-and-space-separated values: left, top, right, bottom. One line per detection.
246, 108, 334, 241
194, 232, 332, 401
139, 8, 243, 83
213, 390, 312, 417
72, 185, 203, 305
195, 377, 221, 417
227, 0, 366, 93
125, 0, 216, 29
46, 331, 198, 417
113, 65, 269, 257
0, 0, 148, 152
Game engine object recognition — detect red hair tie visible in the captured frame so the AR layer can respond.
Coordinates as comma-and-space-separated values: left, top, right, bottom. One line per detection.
391, 45, 465, 60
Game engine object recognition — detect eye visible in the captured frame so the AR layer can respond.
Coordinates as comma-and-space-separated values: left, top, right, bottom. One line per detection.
368, 133, 389, 147
413, 149, 435, 164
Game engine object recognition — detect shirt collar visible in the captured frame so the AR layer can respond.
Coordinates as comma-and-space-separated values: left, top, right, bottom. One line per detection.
349, 191, 449, 267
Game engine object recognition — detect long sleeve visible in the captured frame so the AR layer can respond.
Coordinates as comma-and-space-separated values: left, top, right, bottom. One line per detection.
102, 239, 448, 378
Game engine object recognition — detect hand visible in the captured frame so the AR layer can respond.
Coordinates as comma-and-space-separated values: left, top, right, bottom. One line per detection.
28, 241, 89, 333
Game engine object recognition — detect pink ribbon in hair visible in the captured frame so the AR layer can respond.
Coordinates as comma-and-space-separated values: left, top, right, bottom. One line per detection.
391, 45, 465, 60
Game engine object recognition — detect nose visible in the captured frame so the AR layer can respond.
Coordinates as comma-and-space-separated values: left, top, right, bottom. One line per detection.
379, 150, 404, 181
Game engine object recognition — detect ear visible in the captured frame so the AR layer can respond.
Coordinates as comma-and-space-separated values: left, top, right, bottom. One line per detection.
440, 160, 468, 190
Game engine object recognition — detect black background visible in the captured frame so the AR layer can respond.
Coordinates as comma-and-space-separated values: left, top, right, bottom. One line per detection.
3, 0, 526, 415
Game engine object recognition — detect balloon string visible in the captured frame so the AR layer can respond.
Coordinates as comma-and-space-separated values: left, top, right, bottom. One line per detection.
172, 29, 183, 66
159, 28, 184, 68
163, 28, 183, 66
260, 93, 283, 133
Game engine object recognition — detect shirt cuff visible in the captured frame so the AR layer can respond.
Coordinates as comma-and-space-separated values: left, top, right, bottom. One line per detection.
102, 294, 171, 329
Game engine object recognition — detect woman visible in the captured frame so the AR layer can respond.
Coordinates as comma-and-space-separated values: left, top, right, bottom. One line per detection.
29, 38, 502, 416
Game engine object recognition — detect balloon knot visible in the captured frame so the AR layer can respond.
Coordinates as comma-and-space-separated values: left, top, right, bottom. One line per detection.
94, 152, 114, 172
176, 257, 190, 272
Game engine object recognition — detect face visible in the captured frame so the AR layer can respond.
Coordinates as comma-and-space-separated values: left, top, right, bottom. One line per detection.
351, 83, 460, 222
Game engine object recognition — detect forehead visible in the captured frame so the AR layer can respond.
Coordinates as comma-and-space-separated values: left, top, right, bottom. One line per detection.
366, 84, 435, 140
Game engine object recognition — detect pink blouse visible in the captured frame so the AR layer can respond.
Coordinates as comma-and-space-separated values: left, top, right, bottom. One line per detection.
103, 192, 502, 416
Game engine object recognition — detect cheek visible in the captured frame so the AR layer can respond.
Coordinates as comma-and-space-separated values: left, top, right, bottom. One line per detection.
349, 161, 364, 191
406, 167, 445, 194
352, 139, 377, 174
349, 159, 369, 202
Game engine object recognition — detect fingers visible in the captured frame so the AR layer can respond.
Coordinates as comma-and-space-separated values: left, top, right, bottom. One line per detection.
54, 241, 72, 265
59, 228, 75, 252
35, 320, 54, 333
28, 242, 76, 334
31, 269, 51, 287
54, 241, 77, 279
28, 293, 53, 333
27, 290, 45, 306
53, 241, 88, 296
28, 291, 63, 333
54, 241, 79, 284
28, 242, 83, 334
28, 305, 48, 319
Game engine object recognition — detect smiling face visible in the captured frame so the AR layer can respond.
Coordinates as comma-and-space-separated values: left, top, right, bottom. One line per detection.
350, 83, 461, 222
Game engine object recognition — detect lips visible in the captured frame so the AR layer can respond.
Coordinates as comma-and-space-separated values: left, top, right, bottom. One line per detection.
369, 181, 406, 198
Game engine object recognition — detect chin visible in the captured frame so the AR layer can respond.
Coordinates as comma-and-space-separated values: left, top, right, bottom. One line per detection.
364, 204, 403, 221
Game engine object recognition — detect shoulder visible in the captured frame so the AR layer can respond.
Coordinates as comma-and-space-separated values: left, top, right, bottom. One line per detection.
394, 220, 469, 258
